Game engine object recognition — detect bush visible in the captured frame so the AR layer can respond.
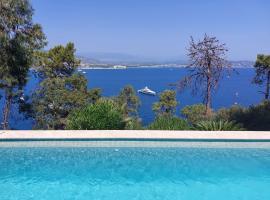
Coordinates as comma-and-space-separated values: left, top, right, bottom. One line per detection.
215, 101, 270, 131
124, 117, 144, 130
148, 116, 190, 130
215, 105, 244, 121
193, 120, 245, 131
181, 104, 211, 124
66, 99, 125, 130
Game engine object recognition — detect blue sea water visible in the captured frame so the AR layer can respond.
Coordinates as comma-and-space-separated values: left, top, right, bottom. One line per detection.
0, 67, 263, 129
0, 147, 270, 200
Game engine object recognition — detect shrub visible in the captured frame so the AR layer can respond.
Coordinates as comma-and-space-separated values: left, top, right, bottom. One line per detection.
124, 117, 144, 130
66, 99, 125, 130
148, 116, 190, 130
215, 105, 244, 121
181, 104, 211, 124
215, 101, 270, 131
193, 120, 245, 131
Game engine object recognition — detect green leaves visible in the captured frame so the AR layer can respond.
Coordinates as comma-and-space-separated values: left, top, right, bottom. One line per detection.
181, 104, 209, 125
31, 42, 101, 129
253, 54, 270, 99
148, 116, 190, 130
153, 90, 178, 117
193, 120, 244, 131
34, 43, 80, 78
67, 99, 125, 130
115, 85, 140, 119
0, 0, 46, 129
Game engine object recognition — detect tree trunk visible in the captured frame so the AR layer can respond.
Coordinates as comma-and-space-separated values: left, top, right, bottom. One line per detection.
205, 76, 212, 116
265, 71, 270, 100
2, 93, 12, 130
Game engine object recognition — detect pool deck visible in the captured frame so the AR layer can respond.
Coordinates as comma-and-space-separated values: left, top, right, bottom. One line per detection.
0, 130, 270, 141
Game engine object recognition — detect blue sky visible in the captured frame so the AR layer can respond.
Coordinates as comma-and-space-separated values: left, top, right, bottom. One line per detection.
32, 0, 270, 61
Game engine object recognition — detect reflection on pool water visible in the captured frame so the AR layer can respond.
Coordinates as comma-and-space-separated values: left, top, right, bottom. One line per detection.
0, 147, 270, 200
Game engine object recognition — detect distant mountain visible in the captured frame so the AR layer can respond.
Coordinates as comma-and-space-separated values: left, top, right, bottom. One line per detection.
77, 52, 188, 66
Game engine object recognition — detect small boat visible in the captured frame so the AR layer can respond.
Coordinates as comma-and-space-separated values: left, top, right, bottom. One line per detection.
113, 65, 127, 69
138, 86, 156, 96
82, 71, 86, 74
19, 96, 25, 101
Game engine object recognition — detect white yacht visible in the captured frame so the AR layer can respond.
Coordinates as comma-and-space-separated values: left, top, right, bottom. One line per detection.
138, 86, 156, 96
113, 65, 127, 69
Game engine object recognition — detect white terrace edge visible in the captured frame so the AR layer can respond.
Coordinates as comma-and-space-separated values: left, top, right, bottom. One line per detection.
0, 130, 270, 140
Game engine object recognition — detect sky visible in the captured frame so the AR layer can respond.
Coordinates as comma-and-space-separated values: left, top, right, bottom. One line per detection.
32, 0, 270, 61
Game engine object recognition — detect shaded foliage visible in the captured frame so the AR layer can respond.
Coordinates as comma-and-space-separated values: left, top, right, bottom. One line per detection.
215, 101, 270, 131
0, 0, 46, 129
253, 54, 270, 100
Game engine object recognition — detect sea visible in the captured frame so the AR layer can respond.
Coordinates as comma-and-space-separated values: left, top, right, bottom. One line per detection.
0, 67, 263, 129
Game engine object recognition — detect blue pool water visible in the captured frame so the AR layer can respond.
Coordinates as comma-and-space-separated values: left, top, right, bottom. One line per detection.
0, 67, 263, 129
0, 147, 270, 199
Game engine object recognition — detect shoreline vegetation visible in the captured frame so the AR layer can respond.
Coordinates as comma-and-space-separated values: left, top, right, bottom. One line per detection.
1, 0, 269, 131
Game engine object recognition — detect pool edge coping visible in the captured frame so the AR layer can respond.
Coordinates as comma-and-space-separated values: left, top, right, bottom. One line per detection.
1, 130, 270, 141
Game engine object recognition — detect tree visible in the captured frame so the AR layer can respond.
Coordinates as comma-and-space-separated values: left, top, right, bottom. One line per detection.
179, 34, 231, 116
34, 42, 79, 78
215, 101, 270, 131
253, 54, 270, 100
66, 99, 125, 130
115, 85, 140, 119
114, 85, 141, 129
32, 43, 101, 129
153, 90, 178, 116
0, 0, 46, 129
181, 104, 209, 124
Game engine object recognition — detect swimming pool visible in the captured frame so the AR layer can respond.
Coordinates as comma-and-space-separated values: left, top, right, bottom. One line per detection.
0, 144, 270, 200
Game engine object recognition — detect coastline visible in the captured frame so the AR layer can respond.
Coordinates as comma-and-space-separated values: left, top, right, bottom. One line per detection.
78, 65, 254, 70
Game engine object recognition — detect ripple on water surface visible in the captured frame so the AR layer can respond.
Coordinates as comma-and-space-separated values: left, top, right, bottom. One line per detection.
0, 147, 270, 200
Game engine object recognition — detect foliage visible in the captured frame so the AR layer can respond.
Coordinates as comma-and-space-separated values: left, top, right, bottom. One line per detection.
125, 118, 143, 130
32, 74, 101, 129
148, 116, 190, 130
34, 42, 79, 78
181, 104, 210, 124
215, 105, 244, 121
115, 85, 140, 118
253, 54, 270, 100
193, 120, 244, 131
216, 101, 270, 131
153, 90, 178, 116
179, 34, 231, 116
32, 43, 101, 129
0, 0, 46, 129
66, 99, 125, 130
